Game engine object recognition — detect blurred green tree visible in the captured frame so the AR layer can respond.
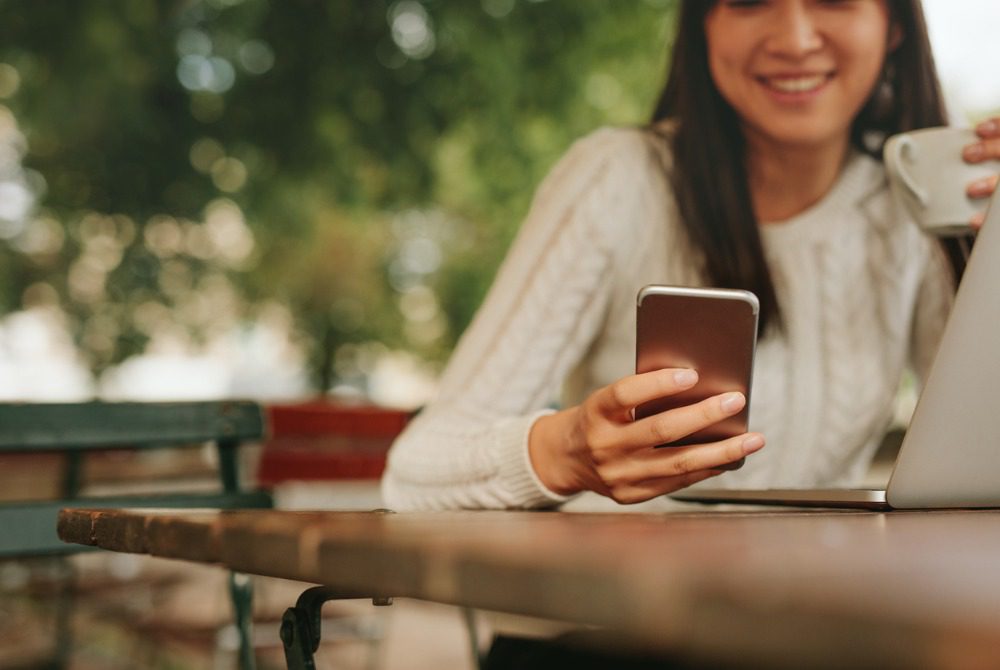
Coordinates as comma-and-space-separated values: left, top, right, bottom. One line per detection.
0, 0, 675, 392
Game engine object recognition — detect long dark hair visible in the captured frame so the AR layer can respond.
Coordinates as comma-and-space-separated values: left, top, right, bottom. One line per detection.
650, 0, 971, 333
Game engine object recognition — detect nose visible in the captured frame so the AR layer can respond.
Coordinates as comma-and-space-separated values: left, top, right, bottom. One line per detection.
764, 1, 823, 58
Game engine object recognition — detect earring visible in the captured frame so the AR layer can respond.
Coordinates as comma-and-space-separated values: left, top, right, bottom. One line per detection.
870, 60, 896, 124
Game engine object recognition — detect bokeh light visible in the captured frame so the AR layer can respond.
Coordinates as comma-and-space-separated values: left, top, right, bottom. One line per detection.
238, 40, 274, 75
190, 137, 225, 173
0, 63, 20, 98
177, 54, 236, 93
388, 1, 436, 60
482, 0, 516, 19
210, 156, 247, 192
176, 28, 213, 58
204, 198, 255, 266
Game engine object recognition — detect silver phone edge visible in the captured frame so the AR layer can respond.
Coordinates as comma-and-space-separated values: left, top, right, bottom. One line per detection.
636, 285, 761, 315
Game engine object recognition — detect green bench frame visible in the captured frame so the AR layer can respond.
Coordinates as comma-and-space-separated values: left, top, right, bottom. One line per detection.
0, 400, 273, 669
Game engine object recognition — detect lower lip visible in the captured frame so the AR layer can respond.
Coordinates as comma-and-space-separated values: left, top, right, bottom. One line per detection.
757, 75, 832, 104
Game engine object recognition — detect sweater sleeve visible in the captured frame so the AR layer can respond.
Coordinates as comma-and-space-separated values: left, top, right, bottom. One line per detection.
381, 128, 643, 510
909, 238, 957, 385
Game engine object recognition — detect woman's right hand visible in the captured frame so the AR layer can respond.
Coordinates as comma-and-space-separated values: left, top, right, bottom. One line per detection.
527, 368, 765, 504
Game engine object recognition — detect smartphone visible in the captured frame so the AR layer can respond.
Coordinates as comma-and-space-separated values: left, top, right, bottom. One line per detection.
635, 285, 759, 448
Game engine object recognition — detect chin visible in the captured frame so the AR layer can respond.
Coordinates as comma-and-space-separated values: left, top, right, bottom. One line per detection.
750, 120, 847, 151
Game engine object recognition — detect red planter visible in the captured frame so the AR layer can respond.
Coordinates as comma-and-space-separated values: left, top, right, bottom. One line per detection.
257, 401, 412, 487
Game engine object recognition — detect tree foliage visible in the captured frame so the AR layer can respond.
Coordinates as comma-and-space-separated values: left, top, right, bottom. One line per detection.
0, 0, 676, 391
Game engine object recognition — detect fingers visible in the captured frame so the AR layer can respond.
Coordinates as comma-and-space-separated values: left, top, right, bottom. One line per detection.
576, 371, 765, 505
606, 468, 725, 505
594, 368, 698, 417
597, 432, 765, 504
616, 391, 746, 450
963, 137, 1000, 164
974, 118, 1000, 139
962, 120, 999, 219
601, 432, 764, 487
967, 174, 999, 199
966, 173, 996, 229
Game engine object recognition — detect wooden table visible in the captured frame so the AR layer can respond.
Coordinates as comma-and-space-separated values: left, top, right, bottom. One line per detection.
58, 507, 1000, 669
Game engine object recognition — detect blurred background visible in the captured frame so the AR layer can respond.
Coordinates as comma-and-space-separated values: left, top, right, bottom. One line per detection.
0, 0, 997, 408
0, 0, 678, 408
1, 0, 999, 668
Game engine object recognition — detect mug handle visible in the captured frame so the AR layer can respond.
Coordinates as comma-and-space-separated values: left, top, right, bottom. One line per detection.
887, 135, 930, 207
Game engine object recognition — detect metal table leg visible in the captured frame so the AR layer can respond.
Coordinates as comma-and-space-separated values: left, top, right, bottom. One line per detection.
281, 508, 396, 670
281, 586, 393, 670
230, 571, 256, 670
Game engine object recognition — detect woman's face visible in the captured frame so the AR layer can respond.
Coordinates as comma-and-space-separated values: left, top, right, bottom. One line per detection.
704, 0, 894, 152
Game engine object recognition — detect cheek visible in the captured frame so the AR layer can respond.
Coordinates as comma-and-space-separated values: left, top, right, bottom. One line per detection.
704, 15, 752, 99
842, 37, 888, 99
841, 18, 892, 88
706, 41, 747, 102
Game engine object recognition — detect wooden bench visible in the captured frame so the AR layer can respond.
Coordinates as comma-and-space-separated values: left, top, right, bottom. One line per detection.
0, 401, 271, 669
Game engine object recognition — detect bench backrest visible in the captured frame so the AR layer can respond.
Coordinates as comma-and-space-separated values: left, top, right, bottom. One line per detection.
0, 401, 272, 557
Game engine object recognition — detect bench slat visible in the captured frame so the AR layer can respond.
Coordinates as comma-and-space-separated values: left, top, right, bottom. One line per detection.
0, 401, 264, 451
1, 491, 272, 557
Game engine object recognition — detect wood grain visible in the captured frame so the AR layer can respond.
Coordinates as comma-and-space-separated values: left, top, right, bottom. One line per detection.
58, 507, 1000, 669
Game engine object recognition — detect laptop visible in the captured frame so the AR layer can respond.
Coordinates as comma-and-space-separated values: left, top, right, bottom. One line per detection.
671, 191, 1000, 511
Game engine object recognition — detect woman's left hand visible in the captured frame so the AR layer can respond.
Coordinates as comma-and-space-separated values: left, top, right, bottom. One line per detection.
963, 117, 1000, 229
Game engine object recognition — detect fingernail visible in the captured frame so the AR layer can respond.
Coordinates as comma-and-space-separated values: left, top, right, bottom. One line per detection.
969, 176, 995, 193
720, 392, 745, 414
977, 119, 998, 135
742, 434, 765, 454
964, 144, 984, 161
673, 369, 698, 387
971, 212, 986, 229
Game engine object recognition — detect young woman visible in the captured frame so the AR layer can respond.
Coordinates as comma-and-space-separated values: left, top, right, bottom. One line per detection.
382, 0, 999, 512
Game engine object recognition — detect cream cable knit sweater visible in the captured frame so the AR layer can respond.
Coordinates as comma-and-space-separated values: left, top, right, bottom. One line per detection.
381, 127, 956, 512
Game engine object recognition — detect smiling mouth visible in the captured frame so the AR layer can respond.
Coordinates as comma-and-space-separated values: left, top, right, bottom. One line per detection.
758, 74, 833, 94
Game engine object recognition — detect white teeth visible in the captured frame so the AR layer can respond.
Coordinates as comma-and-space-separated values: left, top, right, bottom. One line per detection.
766, 75, 827, 93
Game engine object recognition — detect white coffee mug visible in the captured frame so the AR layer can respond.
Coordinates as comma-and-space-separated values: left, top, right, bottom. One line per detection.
884, 127, 994, 236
